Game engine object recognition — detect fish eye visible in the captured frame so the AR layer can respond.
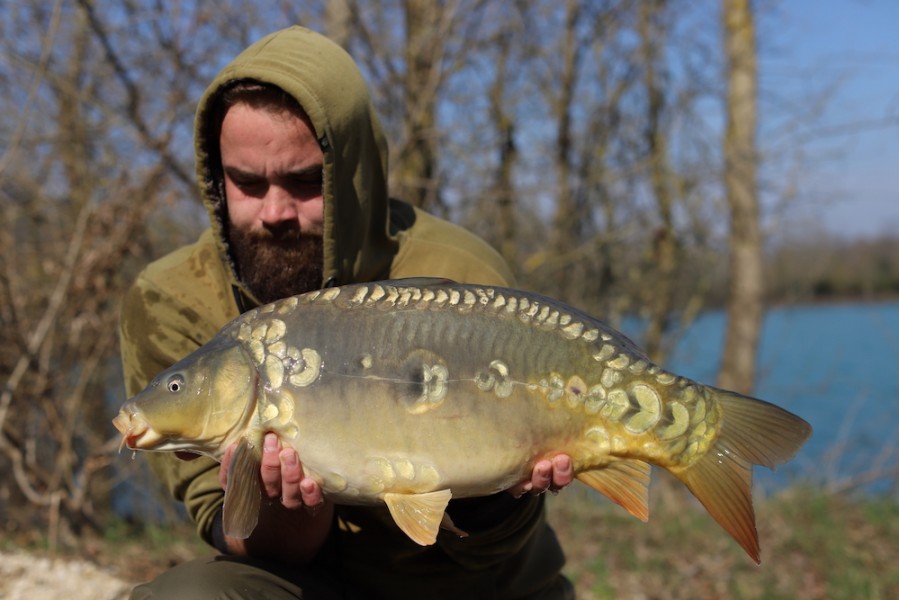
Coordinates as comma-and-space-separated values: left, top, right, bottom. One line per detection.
166, 374, 185, 393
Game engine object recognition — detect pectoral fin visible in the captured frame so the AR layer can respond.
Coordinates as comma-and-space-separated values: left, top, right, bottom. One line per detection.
223, 437, 262, 539
577, 459, 651, 522
383, 489, 453, 545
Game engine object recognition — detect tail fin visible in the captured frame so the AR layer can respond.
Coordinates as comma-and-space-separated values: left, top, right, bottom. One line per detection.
674, 389, 812, 563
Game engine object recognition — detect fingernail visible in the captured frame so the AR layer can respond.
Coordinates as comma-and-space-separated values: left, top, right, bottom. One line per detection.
264, 434, 278, 453
282, 450, 298, 467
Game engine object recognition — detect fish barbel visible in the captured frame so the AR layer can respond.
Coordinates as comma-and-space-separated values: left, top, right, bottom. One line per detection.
113, 278, 811, 562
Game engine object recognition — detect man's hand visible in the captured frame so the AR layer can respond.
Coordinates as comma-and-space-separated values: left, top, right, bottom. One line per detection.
218, 433, 324, 512
212, 433, 332, 563
508, 454, 575, 497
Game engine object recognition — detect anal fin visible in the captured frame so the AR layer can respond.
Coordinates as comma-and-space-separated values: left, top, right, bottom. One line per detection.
440, 511, 469, 539
384, 489, 453, 545
576, 459, 651, 522
223, 437, 263, 539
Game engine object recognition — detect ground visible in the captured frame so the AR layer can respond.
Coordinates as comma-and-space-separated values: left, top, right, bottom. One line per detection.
0, 550, 132, 600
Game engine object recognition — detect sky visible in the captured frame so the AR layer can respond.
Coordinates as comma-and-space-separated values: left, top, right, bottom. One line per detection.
766, 0, 899, 239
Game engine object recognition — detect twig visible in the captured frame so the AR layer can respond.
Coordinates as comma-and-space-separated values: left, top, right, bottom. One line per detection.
0, 0, 63, 177
0, 198, 94, 505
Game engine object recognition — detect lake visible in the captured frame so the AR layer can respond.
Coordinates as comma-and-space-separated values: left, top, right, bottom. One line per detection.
625, 301, 899, 496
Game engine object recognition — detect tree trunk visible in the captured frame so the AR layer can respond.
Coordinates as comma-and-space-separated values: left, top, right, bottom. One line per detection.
719, 0, 762, 394
398, 0, 442, 212
638, 0, 676, 363
488, 28, 518, 267
549, 0, 581, 298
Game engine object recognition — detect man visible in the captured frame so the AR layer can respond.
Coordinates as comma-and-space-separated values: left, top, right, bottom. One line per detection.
121, 26, 575, 598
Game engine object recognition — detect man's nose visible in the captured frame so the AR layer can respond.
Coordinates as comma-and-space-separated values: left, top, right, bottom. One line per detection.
259, 189, 298, 225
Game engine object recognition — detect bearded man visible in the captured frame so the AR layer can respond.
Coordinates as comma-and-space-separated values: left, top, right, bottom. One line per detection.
121, 26, 574, 599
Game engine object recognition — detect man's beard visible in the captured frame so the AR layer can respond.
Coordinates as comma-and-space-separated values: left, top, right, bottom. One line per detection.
227, 226, 324, 305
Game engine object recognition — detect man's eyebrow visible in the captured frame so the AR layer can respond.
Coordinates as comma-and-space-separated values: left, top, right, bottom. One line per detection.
223, 165, 322, 179
284, 164, 323, 177
223, 166, 260, 180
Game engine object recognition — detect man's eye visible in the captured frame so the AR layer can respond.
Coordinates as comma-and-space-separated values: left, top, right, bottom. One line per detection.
235, 179, 267, 195
288, 175, 322, 189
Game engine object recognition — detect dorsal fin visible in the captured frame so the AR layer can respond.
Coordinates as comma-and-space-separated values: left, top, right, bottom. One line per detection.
379, 277, 457, 288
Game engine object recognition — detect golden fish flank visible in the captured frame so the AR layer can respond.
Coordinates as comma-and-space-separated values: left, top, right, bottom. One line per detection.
237, 315, 323, 390
113, 278, 811, 562
475, 360, 514, 398
409, 363, 449, 413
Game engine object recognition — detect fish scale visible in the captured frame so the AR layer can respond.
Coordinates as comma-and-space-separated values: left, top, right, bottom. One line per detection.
114, 277, 811, 562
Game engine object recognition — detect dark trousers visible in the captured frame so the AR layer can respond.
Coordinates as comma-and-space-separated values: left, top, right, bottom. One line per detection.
128, 554, 358, 600
127, 553, 575, 599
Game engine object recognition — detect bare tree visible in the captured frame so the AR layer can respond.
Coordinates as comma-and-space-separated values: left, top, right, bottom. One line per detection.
486, 22, 520, 267
340, 0, 491, 216
635, 0, 679, 362
719, 0, 762, 394
0, 0, 307, 547
395, 0, 445, 211
547, 0, 585, 297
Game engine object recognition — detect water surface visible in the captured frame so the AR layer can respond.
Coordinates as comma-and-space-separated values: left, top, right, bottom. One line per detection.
651, 301, 899, 494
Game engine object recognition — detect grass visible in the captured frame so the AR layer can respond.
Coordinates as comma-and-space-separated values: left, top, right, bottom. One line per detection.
545, 480, 899, 600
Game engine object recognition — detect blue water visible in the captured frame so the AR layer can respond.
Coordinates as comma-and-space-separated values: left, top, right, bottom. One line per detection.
622, 302, 899, 495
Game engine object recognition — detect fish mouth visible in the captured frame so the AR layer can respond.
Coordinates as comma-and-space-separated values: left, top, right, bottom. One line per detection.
112, 409, 157, 451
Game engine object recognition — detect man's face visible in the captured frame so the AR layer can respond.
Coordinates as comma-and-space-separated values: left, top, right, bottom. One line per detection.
219, 103, 325, 303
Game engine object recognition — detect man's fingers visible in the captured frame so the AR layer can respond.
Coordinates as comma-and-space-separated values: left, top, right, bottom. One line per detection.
300, 479, 324, 513
550, 454, 574, 491
260, 433, 282, 498
506, 454, 576, 497
530, 459, 553, 494
278, 448, 304, 509
219, 432, 325, 512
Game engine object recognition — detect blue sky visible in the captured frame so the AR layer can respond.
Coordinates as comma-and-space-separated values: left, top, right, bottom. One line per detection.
765, 0, 899, 238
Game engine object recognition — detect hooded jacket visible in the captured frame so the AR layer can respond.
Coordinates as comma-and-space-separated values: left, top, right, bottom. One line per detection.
120, 26, 568, 598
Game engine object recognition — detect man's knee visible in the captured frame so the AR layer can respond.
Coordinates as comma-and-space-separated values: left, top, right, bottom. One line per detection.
128, 555, 307, 600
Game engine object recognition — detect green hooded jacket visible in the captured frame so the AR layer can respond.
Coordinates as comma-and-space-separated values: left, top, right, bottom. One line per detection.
120, 26, 568, 598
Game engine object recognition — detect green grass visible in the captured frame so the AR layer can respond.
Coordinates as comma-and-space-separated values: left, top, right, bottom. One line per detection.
546, 484, 899, 600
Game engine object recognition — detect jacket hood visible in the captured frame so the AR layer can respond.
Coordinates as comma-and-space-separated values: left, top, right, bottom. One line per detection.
194, 26, 397, 305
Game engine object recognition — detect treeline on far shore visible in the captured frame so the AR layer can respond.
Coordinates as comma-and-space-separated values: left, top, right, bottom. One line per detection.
765, 232, 899, 304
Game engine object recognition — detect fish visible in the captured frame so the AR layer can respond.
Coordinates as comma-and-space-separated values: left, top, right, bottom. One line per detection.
113, 278, 811, 562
